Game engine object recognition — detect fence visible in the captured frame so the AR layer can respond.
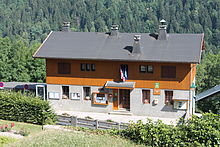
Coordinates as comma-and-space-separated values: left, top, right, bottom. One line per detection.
57, 115, 129, 130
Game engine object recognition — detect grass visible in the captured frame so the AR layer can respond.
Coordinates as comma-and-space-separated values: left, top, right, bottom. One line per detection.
6, 130, 145, 147
0, 136, 17, 147
0, 120, 42, 135
0, 120, 144, 147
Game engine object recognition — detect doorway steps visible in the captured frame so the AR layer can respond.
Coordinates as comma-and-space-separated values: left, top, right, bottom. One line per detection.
109, 109, 133, 116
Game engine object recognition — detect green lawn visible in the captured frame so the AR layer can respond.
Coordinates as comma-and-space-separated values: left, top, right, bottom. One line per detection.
6, 130, 144, 147
0, 120, 42, 135
0, 136, 17, 147
0, 120, 144, 147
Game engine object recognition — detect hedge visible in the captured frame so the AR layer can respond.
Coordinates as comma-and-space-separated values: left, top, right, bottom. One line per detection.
0, 91, 56, 124
118, 113, 220, 146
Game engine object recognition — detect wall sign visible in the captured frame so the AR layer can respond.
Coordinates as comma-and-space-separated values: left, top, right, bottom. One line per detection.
154, 83, 160, 89
153, 88, 161, 95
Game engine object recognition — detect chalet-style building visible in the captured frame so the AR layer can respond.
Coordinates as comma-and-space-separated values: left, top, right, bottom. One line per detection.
34, 20, 204, 118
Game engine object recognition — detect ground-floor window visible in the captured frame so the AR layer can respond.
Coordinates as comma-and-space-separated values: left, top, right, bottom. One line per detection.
165, 90, 173, 105
62, 86, 69, 99
142, 90, 150, 104
83, 87, 91, 100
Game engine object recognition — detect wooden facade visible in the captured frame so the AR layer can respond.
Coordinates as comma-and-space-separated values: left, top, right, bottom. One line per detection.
46, 59, 196, 90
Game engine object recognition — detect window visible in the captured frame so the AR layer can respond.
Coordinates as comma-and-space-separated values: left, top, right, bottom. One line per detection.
165, 91, 173, 105
81, 63, 96, 72
83, 87, 91, 100
140, 65, 153, 73
48, 92, 60, 99
161, 66, 176, 78
58, 63, 71, 74
147, 65, 153, 73
86, 64, 90, 71
62, 86, 69, 99
140, 65, 146, 73
91, 64, 95, 71
81, 64, 85, 71
142, 90, 150, 104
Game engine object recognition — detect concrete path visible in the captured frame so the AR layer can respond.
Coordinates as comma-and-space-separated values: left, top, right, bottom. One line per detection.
0, 132, 23, 139
56, 110, 178, 125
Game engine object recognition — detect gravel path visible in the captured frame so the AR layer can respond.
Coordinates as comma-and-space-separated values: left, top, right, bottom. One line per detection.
0, 132, 23, 139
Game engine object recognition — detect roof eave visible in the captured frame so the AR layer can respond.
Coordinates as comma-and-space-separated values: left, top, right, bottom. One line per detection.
33, 31, 53, 58
34, 56, 199, 64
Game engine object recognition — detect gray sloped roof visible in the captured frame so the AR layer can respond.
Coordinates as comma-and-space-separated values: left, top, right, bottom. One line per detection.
34, 31, 203, 63
195, 84, 220, 101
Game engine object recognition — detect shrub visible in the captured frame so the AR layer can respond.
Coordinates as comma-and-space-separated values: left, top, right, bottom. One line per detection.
120, 113, 220, 146
0, 91, 56, 125
0, 123, 14, 132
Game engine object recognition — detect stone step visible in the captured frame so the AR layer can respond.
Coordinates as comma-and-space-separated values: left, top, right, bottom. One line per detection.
108, 110, 133, 116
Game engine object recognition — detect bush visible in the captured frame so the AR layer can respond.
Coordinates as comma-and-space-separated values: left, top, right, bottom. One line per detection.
0, 91, 56, 125
119, 113, 220, 146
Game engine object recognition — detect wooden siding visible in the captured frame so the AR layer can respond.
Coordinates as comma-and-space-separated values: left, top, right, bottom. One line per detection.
46, 59, 195, 90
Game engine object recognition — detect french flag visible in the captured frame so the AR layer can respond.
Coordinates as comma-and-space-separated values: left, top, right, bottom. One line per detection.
120, 68, 126, 82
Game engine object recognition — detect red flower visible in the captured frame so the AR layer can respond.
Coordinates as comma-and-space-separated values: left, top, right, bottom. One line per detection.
4, 124, 8, 128
0, 126, 3, 129
11, 123, 15, 128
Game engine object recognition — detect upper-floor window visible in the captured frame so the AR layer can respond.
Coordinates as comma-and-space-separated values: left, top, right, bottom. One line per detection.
81, 63, 96, 71
58, 63, 71, 74
91, 64, 95, 71
161, 66, 176, 78
140, 65, 153, 73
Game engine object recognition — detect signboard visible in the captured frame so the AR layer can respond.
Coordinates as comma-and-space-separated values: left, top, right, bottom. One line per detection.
0, 82, 4, 87
153, 88, 161, 95
154, 83, 160, 89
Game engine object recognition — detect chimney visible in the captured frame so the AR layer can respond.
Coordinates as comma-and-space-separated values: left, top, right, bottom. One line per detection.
132, 35, 141, 54
110, 24, 119, 36
62, 22, 71, 32
158, 19, 167, 40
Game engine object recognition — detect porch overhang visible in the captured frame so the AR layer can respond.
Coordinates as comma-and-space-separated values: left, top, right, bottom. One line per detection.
105, 81, 135, 89
173, 97, 189, 101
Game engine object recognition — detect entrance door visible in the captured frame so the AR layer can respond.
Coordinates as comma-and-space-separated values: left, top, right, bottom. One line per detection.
112, 89, 119, 110
119, 89, 130, 109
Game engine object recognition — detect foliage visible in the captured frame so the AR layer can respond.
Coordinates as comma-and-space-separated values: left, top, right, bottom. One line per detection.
196, 52, 220, 114
0, 0, 219, 51
197, 95, 220, 114
0, 37, 45, 82
0, 136, 17, 147
0, 91, 56, 125
196, 52, 220, 93
119, 113, 220, 146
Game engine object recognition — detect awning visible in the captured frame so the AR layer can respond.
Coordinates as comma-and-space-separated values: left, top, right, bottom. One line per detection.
105, 81, 135, 89
173, 98, 189, 101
